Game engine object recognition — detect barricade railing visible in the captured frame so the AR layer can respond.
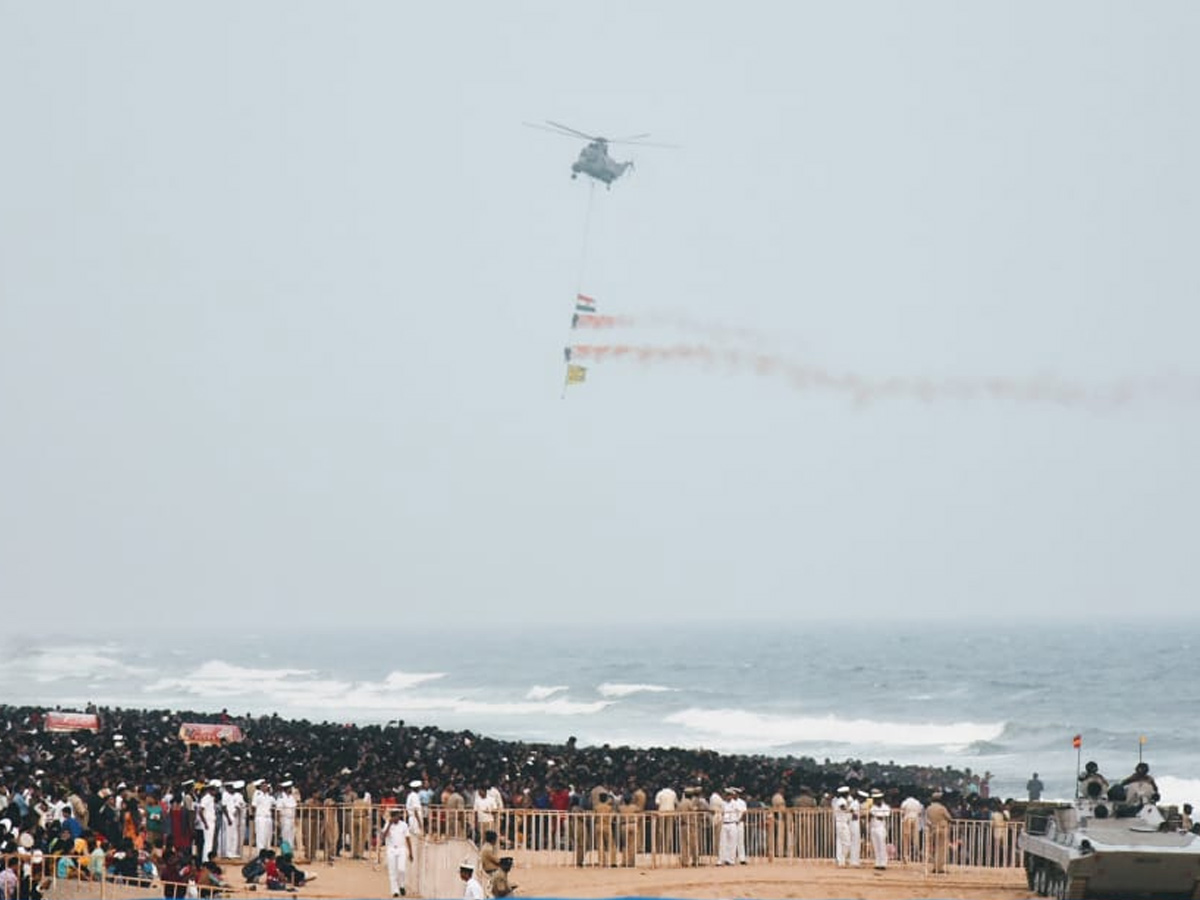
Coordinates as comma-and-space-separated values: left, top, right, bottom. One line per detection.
15, 851, 319, 900
406, 806, 1024, 872
33, 805, 1024, 879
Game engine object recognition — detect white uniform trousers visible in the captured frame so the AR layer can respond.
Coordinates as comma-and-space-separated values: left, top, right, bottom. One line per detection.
386, 849, 408, 896
735, 822, 746, 862
255, 817, 273, 851
870, 820, 888, 867
717, 822, 738, 865
280, 812, 296, 846
849, 818, 862, 865
834, 820, 851, 866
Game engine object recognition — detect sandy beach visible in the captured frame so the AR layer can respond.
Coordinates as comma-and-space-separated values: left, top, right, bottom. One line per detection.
282, 858, 1031, 900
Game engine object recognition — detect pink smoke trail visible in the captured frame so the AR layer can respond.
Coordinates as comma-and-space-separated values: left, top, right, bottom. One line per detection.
567, 344, 1200, 409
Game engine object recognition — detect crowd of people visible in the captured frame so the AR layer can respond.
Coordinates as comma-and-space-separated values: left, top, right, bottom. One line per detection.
1, 703, 981, 820
4, 703, 1196, 900
25, 702, 1184, 898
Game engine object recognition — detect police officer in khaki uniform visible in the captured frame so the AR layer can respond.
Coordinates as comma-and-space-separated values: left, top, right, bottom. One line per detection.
925, 792, 952, 874
593, 791, 616, 867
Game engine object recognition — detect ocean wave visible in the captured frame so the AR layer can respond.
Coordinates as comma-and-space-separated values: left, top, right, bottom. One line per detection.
1155, 775, 1200, 808
0, 646, 152, 684
526, 685, 568, 701
597, 682, 675, 698
141, 660, 607, 718
665, 707, 1005, 750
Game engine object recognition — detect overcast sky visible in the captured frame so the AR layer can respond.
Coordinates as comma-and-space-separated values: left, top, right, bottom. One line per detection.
2, 2, 1197, 628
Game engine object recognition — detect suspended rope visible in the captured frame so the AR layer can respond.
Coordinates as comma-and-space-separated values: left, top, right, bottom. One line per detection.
575, 180, 596, 295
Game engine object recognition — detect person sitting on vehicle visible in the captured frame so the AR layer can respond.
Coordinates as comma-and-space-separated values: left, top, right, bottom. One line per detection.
1078, 762, 1109, 798
1121, 762, 1158, 805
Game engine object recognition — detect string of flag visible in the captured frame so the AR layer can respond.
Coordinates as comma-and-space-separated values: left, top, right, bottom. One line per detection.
561, 293, 596, 393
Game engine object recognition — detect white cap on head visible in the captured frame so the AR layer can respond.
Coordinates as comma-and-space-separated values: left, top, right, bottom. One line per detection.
409, 779, 423, 788
837, 786, 850, 794
208, 779, 223, 788
460, 857, 475, 871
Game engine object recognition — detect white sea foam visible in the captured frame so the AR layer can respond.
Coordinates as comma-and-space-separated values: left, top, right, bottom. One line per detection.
597, 682, 675, 698
526, 685, 568, 701
141, 660, 605, 718
1155, 774, 1200, 808
665, 707, 1005, 751
0, 646, 151, 684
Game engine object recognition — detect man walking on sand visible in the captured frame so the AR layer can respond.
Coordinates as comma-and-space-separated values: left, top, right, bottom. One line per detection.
382, 808, 413, 897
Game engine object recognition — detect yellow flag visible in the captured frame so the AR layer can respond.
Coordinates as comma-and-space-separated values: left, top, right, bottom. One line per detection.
567, 364, 587, 385
1139, 735, 1147, 745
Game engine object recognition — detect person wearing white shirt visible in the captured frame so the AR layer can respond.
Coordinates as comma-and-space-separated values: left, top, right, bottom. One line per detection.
655, 786, 678, 853
899, 794, 924, 863
729, 789, 748, 864
277, 783, 297, 847
199, 784, 219, 862
382, 809, 413, 898
869, 791, 890, 869
708, 790, 725, 859
717, 788, 740, 866
221, 785, 243, 858
459, 860, 485, 900
848, 792, 864, 867
252, 784, 275, 852
832, 787, 852, 867
405, 781, 424, 836
473, 788, 496, 842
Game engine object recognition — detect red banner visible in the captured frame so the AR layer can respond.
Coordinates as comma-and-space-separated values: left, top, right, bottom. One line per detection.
178, 723, 244, 745
44, 711, 101, 733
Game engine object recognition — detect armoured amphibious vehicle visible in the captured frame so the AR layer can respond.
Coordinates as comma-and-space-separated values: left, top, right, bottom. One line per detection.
1019, 800, 1200, 899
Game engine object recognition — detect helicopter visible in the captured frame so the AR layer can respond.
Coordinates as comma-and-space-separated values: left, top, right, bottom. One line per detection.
523, 120, 675, 188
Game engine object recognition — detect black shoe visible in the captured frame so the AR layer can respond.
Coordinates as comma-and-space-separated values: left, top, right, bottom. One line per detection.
400, 890, 406, 896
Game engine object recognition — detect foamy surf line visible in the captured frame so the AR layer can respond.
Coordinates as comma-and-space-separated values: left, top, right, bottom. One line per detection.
666, 707, 1005, 749
597, 682, 676, 698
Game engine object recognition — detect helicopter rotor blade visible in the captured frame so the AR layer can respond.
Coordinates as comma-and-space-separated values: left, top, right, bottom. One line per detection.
544, 120, 600, 141
612, 133, 652, 142
609, 138, 680, 149
522, 121, 588, 140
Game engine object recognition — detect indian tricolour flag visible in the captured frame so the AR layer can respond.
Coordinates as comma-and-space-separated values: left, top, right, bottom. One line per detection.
575, 293, 596, 313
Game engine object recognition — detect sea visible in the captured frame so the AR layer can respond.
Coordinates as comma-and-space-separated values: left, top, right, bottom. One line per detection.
4, 618, 1197, 807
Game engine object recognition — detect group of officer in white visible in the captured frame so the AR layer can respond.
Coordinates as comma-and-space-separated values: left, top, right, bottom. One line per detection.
832, 785, 892, 869
192, 778, 298, 861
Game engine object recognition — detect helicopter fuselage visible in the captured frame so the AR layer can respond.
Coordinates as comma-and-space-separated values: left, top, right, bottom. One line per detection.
571, 140, 632, 186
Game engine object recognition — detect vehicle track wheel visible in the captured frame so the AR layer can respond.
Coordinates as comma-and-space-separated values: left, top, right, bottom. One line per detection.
1034, 864, 1048, 896
1054, 869, 1068, 900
